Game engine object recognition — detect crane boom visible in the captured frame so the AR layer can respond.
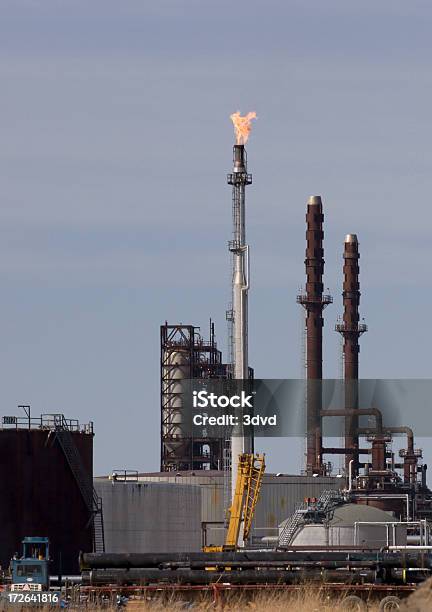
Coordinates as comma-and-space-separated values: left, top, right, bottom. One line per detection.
204, 453, 265, 552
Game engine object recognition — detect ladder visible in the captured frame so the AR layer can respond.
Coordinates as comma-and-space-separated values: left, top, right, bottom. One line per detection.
279, 488, 344, 547
224, 453, 265, 549
243, 454, 266, 540
279, 503, 307, 547
53, 415, 105, 553
204, 453, 265, 552
317, 489, 344, 513
93, 496, 105, 554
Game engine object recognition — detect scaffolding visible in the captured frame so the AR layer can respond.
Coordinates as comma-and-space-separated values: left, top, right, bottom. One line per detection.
160, 322, 228, 472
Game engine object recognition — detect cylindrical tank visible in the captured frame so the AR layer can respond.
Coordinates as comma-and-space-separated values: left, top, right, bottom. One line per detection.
161, 349, 190, 460
0, 423, 93, 575
286, 504, 407, 548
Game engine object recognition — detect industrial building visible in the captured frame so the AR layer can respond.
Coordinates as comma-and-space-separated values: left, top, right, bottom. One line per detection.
152, 117, 432, 555
160, 322, 228, 472
2, 111, 432, 606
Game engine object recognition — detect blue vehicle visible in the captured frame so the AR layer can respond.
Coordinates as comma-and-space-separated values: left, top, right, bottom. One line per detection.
10, 537, 50, 592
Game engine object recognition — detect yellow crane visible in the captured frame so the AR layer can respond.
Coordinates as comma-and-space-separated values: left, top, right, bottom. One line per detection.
204, 453, 265, 552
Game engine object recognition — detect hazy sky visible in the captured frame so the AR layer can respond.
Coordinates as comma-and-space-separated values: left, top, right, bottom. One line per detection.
1, 1, 432, 475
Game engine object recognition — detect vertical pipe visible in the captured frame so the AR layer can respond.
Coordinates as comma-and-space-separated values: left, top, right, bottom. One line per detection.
228, 145, 253, 505
336, 235, 367, 476
297, 196, 332, 475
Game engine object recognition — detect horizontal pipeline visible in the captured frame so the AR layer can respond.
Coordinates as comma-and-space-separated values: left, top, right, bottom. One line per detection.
82, 568, 378, 586
80, 551, 432, 570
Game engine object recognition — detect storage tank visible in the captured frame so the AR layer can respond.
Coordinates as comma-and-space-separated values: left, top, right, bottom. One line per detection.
283, 503, 407, 548
162, 349, 189, 457
94, 478, 202, 553
0, 414, 94, 575
108, 471, 341, 549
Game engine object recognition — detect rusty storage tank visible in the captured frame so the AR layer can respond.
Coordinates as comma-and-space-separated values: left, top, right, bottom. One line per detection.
0, 413, 97, 575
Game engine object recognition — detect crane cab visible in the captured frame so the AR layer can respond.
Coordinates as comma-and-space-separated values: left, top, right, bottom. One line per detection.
11, 537, 50, 591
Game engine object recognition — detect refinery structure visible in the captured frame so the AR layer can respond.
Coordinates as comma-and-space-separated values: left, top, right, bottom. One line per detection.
2, 113, 432, 607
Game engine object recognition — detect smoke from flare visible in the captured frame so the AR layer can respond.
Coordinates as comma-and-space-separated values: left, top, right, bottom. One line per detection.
230, 111, 257, 145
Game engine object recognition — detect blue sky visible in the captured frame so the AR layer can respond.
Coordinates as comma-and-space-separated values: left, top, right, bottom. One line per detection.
1, 1, 432, 474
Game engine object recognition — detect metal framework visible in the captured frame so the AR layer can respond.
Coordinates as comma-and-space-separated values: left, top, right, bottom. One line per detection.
52, 414, 105, 553
204, 453, 265, 551
227, 145, 254, 505
160, 322, 227, 472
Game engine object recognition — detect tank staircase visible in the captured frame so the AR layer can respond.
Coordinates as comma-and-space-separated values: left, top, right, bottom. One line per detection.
52, 414, 105, 553
279, 489, 345, 547
278, 504, 308, 547
317, 488, 345, 521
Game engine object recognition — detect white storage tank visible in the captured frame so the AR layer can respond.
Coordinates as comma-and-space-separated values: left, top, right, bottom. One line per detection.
162, 349, 189, 456
283, 503, 407, 548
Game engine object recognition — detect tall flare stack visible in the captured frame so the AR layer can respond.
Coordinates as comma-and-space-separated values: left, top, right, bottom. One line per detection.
297, 196, 332, 475
228, 144, 251, 382
228, 144, 253, 499
336, 234, 367, 474
227, 111, 256, 505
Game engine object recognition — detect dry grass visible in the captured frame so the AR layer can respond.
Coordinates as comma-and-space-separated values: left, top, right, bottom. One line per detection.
0, 587, 407, 611
120, 589, 383, 611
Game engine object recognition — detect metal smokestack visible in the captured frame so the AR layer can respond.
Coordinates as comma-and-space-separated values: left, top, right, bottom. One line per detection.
228, 144, 252, 502
229, 145, 250, 381
297, 196, 332, 475
233, 145, 246, 174
336, 234, 367, 475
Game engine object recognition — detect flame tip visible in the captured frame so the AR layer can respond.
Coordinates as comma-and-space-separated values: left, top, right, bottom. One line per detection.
230, 110, 257, 145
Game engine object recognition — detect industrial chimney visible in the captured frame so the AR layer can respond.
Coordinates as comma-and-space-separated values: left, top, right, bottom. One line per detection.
336, 234, 367, 475
297, 196, 332, 475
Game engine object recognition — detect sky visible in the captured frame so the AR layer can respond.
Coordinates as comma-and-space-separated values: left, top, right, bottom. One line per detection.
1, 0, 432, 475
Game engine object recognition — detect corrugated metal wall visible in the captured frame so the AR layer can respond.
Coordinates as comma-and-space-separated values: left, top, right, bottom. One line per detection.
107, 473, 342, 548
95, 480, 202, 553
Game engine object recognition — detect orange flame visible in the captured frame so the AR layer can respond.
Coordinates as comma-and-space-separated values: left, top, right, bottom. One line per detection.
230, 111, 257, 145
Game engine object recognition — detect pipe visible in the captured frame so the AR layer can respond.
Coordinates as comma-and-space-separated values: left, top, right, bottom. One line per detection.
322, 448, 371, 455
358, 425, 417, 484
348, 459, 354, 492
352, 494, 410, 521
320, 408, 383, 434
354, 521, 424, 547
83, 568, 381, 586
81, 551, 381, 570
82, 550, 423, 571
388, 546, 432, 551
359, 427, 413, 452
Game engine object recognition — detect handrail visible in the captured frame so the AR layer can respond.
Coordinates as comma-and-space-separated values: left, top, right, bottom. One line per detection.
1, 413, 93, 434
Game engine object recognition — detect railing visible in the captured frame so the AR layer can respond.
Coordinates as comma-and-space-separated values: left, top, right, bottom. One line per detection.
297, 293, 333, 305
335, 322, 368, 334
110, 470, 139, 482
1, 413, 93, 434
